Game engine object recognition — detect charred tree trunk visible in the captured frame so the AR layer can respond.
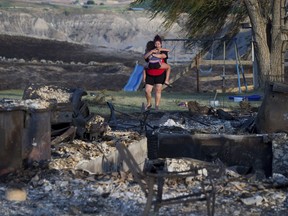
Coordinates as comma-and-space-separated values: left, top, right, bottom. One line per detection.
244, 0, 285, 87
244, 0, 271, 87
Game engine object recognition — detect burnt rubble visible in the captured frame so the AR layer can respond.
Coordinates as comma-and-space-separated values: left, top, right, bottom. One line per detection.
22, 83, 110, 142
0, 83, 288, 215
0, 84, 111, 175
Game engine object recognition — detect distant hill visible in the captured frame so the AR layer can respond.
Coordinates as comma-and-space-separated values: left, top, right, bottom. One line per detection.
0, 3, 185, 55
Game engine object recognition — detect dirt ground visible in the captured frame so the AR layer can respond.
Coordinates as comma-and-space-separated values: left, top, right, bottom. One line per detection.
0, 34, 253, 93
0, 34, 144, 91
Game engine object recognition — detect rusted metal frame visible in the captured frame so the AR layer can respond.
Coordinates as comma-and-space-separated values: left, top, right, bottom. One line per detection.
107, 101, 117, 125
139, 110, 154, 132
154, 174, 164, 212
201, 179, 216, 216
144, 164, 216, 215
147, 171, 201, 178
143, 176, 155, 216
152, 191, 208, 207
107, 102, 153, 131
210, 181, 216, 216
117, 141, 216, 215
147, 171, 215, 212
78, 102, 91, 119
107, 101, 139, 120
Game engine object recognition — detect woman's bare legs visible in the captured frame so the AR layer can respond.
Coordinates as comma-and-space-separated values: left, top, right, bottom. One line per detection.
154, 83, 162, 110
145, 84, 153, 109
165, 65, 171, 84
143, 69, 147, 83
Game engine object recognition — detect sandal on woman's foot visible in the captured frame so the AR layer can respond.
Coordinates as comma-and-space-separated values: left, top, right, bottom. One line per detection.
145, 105, 152, 110
164, 83, 172, 88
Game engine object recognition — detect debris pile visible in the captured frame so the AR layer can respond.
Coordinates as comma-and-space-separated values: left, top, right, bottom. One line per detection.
0, 98, 51, 110
22, 84, 110, 142
0, 140, 287, 215
0, 85, 288, 215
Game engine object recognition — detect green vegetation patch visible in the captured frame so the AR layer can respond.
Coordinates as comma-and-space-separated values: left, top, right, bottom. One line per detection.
0, 0, 13, 8
0, 89, 263, 118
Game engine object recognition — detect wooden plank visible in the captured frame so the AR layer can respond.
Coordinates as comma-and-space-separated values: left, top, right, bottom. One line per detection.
217, 85, 254, 93
200, 59, 252, 66
51, 126, 76, 145
199, 73, 253, 82
163, 58, 196, 90
166, 57, 252, 90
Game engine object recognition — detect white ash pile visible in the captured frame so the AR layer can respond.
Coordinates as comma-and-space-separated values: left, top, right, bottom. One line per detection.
0, 98, 51, 110
24, 85, 71, 103
0, 141, 287, 216
156, 106, 256, 135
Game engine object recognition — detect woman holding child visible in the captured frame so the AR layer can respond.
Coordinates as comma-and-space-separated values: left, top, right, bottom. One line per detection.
143, 35, 171, 111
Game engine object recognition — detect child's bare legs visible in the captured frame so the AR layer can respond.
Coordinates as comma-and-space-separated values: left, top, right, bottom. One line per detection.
165, 66, 171, 84
160, 63, 171, 84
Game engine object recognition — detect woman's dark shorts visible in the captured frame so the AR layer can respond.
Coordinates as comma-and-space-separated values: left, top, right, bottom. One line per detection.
145, 72, 166, 85
148, 62, 161, 69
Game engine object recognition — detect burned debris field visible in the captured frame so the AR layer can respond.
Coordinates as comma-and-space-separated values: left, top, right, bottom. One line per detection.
0, 36, 288, 216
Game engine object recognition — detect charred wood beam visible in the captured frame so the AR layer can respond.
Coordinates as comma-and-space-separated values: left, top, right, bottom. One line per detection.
51, 126, 76, 145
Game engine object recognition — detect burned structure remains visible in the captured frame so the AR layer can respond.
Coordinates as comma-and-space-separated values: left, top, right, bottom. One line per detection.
0, 82, 288, 215
0, 84, 109, 175
1, 82, 287, 178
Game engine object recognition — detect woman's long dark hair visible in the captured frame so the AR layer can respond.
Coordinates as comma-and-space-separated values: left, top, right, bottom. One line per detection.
153, 34, 162, 44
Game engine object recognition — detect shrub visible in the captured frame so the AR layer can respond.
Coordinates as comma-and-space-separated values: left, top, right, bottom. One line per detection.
86, 0, 95, 5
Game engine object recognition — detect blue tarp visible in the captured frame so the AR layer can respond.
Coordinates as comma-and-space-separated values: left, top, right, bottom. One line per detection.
123, 64, 144, 91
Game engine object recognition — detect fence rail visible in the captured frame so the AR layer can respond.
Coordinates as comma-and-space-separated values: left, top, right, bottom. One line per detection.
200, 59, 252, 66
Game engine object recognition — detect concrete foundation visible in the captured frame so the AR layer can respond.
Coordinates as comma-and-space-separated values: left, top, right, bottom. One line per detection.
75, 137, 147, 174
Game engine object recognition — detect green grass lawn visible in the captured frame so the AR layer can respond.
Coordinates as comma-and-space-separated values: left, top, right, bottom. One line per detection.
0, 89, 23, 99
0, 89, 264, 118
